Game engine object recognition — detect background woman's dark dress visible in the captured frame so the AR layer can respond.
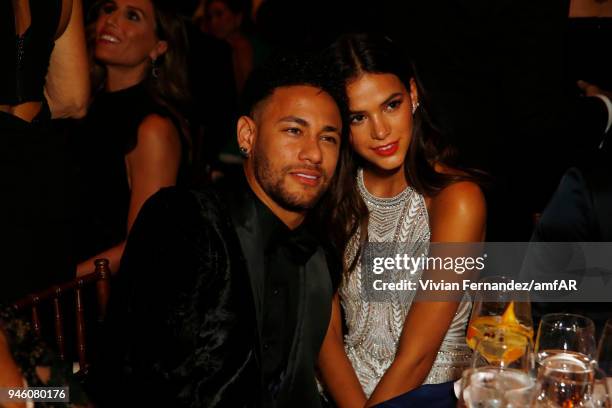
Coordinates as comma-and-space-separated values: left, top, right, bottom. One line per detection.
72, 83, 187, 265
0, 0, 75, 303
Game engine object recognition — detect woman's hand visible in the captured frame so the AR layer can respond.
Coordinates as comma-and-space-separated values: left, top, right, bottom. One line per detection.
317, 294, 367, 408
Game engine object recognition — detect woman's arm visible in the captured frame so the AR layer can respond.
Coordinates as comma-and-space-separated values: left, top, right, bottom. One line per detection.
366, 181, 486, 407
318, 293, 367, 408
76, 114, 181, 276
45, 0, 89, 119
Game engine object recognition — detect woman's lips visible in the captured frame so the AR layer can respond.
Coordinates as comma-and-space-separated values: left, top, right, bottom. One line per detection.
97, 30, 121, 44
372, 141, 399, 156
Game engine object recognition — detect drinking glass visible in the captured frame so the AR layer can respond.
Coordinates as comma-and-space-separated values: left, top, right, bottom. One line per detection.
598, 319, 612, 374
535, 313, 597, 363
461, 366, 537, 408
535, 350, 601, 407
597, 319, 612, 405
592, 368, 611, 407
467, 276, 534, 351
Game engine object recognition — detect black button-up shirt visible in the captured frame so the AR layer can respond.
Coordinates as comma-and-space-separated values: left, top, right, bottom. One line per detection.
252, 196, 318, 400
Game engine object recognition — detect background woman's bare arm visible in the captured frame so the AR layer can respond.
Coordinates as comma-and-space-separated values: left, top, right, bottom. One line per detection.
76, 114, 181, 276
45, 0, 89, 119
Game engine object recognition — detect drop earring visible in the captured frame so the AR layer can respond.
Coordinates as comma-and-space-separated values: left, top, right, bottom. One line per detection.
151, 57, 160, 79
412, 102, 420, 114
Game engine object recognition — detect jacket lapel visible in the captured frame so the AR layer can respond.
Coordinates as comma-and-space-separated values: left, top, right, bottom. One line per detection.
222, 185, 266, 335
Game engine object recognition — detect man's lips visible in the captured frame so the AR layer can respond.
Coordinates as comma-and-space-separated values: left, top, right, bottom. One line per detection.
289, 170, 322, 186
371, 141, 399, 156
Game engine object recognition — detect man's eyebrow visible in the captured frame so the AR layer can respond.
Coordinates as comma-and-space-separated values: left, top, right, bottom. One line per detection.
322, 125, 340, 134
278, 116, 340, 134
278, 116, 309, 126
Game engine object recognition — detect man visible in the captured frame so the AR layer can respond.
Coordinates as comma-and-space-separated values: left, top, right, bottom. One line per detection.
91, 55, 345, 407
533, 145, 612, 243
529, 143, 612, 334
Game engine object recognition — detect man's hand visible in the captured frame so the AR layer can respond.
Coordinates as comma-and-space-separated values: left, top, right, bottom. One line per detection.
577, 80, 612, 99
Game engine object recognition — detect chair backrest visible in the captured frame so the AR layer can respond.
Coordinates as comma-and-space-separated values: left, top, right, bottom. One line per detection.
12, 259, 111, 375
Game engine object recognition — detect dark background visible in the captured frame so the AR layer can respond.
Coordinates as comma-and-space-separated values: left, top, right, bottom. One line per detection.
85, 0, 608, 240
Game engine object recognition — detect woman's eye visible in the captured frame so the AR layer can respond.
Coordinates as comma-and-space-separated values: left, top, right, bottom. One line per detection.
101, 4, 115, 14
350, 114, 366, 124
385, 99, 402, 111
127, 10, 141, 21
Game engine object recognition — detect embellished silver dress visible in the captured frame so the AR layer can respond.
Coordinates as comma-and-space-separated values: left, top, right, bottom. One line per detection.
339, 169, 472, 397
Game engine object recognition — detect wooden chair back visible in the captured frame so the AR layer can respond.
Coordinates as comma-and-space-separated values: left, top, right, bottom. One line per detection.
12, 259, 111, 375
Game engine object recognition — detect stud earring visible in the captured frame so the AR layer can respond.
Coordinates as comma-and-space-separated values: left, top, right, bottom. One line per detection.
239, 146, 249, 158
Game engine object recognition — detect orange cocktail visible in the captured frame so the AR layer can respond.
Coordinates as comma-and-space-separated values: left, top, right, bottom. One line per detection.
467, 301, 534, 365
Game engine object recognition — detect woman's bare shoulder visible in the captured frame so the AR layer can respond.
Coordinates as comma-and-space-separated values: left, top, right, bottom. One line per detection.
427, 175, 486, 242
429, 180, 485, 218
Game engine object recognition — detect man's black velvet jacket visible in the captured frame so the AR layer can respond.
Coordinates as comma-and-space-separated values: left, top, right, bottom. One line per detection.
91, 183, 334, 407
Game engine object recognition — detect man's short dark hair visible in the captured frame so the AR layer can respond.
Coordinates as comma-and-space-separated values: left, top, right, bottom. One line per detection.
240, 52, 346, 118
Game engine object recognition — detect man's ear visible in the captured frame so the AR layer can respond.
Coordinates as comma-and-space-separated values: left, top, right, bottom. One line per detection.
237, 115, 257, 155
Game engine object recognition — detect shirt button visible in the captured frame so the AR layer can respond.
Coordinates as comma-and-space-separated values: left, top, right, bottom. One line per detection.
273, 288, 279, 296
263, 343, 270, 351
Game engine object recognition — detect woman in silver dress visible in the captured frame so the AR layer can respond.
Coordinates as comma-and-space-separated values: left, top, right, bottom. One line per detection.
317, 34, 487, 407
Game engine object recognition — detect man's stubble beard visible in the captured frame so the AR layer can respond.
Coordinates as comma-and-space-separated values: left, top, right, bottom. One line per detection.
252, 145, 329, 212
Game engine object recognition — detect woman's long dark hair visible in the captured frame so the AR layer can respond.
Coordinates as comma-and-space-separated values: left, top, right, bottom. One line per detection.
326, 33, 486, 273
88, 0, 191, 151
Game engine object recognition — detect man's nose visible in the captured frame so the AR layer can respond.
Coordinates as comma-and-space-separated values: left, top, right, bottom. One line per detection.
298, 139, 323, 165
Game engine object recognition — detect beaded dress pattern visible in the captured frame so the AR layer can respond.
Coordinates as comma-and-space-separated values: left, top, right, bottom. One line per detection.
340, 169, 472, 397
